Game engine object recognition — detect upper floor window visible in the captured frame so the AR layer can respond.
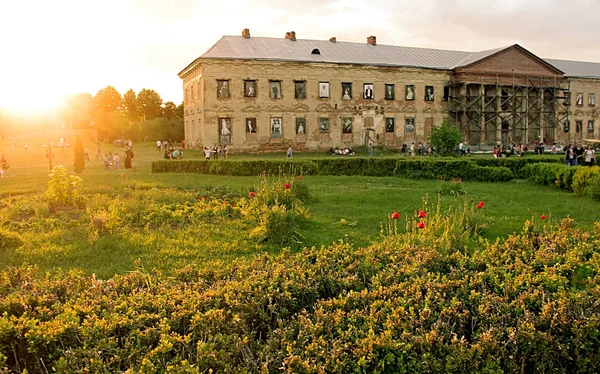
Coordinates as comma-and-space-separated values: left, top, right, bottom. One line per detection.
319, 82, 330, 98
217, 80, 230, 98
342, 83, 352, 100
244, 80, 257, 97
270, 81, 281, 99
385, 84, 395, 100
363, 83, 374, 99
405, 85, 415, 101
425, 86, 434, 101
295, 81, 306, 99
443, 86, 450, 101
589, 93, 596, 107
576, 93, 583, 106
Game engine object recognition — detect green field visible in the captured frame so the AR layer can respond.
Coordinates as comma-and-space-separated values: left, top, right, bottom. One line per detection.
1, 141, 599, 277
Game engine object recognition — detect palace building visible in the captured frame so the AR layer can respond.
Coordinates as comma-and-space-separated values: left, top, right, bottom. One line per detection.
178, 29, 600, 151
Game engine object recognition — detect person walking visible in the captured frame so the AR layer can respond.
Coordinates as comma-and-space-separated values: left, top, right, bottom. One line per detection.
368, 140, 374, 157
584, 145, 596, 166
96, 144, 102, 160
156, 140, 162, 151
84, 146, 90, 162
565, 145, 577, 166
0, 154, 9, 178
286, 146, 293, 158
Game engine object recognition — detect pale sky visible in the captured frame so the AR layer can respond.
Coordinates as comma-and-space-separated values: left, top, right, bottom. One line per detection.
1, 0, 599, 113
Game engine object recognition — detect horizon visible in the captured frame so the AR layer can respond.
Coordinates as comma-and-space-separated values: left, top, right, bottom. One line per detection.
2, 0, 600, 115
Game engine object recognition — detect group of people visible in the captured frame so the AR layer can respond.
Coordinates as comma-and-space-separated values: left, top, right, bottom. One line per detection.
565, 143, 596, 166
403, 142, 434, 157
328, 147, 355, 156
164, 147, 184, 160
157, 139, 184, 152
103, 147, 135, 170
203, 145, 228, 160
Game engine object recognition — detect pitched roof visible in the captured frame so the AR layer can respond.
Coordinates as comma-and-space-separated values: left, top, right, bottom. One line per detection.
182, 35, 600, 79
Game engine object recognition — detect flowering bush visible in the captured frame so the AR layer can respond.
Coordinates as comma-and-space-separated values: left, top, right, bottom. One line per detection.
572, 166, 600, 196
45, 165, 83, 208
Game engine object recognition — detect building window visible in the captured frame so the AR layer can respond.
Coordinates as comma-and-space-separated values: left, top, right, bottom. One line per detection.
576, 120, 583, 133
405, 85, 415, 101
563, 91, 571, 106
425, 86, 434, 101
588, 120, 594, 133
405, 118, 415, 134
576, 93, 583, 106
271, 118, 282, 138
342, 117, 352, 133
217, 80, 230, 98
244, 80, 257, 97
385, 84, 395, 100
295, 81, 306, 99
218, 118, 231, 144
563, 120, 570, 133
245, 118, 257, 133
342, 83, 352, 100
589, 93, 596, 107
385, 117, 395, 133
270, 81, 281, 99
443, 86, 450, 101
319, 82, 330, 98
363, 83, 374, 99
319, 117, 329, 133
296, 118, 306, 134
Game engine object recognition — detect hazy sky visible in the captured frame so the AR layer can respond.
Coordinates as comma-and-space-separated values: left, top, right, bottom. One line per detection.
2, 0, 599, 113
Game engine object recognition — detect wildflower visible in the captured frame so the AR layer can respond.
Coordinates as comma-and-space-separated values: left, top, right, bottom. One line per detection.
440, 175, 444, 180
477, 201, 485, 209
418, 210, 426, 219
284, 183, 291, 189
391, 211, 400, 220
540, 214, 547, 220
451, 178, 455, 182
457, 181, 461, 185
417, 222, 426, 229
297, 175, 302, 180
249, 191, 255, 198
459, 178, 463, 182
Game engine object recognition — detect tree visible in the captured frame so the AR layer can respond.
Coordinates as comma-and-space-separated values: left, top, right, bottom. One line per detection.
429, 120, 463, 156
123, 89, 140, 122
162, 101, 177, 119
176, 102, 184, 118
140, 117, 184, 142
93, 86, 123, 140
137, 89, 163, 121
73, 134, 85, 174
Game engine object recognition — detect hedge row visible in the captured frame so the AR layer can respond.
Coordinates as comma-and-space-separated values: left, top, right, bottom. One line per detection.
524, 164, 600, 200
153, 157, 564, 182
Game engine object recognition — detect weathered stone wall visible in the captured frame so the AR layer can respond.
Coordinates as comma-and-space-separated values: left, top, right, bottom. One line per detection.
562, 77, 600, 145
184, 59, 451, 151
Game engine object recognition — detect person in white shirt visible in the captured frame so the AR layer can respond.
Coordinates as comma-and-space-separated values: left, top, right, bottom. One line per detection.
156, 140, 162, 151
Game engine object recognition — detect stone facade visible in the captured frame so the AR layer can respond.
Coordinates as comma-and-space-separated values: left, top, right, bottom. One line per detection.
179, 36, 600, 151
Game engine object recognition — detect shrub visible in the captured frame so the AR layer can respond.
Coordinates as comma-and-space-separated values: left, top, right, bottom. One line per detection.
523, 163, 569, 186
45, 165, 83, 208
572, 166, 600, 196
556, 166, 578, 191
438, 179, 465, 196
0, 228, 23, 250
429, 120, 462, 156
394, 159, 513, 182
588, 175, 600, 201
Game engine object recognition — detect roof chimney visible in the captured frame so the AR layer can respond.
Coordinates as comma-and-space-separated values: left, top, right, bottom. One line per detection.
329, 37, 336, 43
367, 35, 377, 45
242, 28, 250, 39
285, 31, 296, 41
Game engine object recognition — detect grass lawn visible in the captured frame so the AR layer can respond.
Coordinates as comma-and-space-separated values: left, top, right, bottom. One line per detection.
1, 140, 598, 277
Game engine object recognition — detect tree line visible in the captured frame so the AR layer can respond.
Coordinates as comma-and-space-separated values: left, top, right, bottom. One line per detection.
62, 86, 184, 142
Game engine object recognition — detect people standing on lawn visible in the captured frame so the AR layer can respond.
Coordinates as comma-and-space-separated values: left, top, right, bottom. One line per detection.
575, 143, 585, 166
584, 145, 596, 166
124, 147, 134, 169
204, 147, 211, 160
222, 145, 228, 159
157, 140, 162, 151
96, 144, 102, 160
565, 144, 577, 166
551, 143, 557, 155
286, 146, 293, 158
113, 153, 120, 169
0, 154, 9, 178
409, 143, 415, 157
84, 146, 90, 162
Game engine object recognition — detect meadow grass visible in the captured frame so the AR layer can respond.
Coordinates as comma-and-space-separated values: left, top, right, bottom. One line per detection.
1, 141, 598, 278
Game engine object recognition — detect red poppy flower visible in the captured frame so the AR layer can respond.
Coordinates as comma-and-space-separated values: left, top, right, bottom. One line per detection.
417, 222, 426, 229
477, 201, 485, 209
451, 178, 455, 182
457, 181, 461, 185
249, 191, 255, 197
297, 175, 302, 180
540, 214, 547, 220
391, 211, 400, 220
284, 183, 291, 189
418, 210, 426, 219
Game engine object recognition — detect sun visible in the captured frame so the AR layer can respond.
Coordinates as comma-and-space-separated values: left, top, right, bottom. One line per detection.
0, 83, 66, 115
